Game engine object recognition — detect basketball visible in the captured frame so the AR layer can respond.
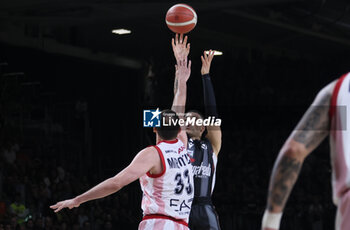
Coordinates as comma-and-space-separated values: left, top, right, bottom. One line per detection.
165, 4, 197, 34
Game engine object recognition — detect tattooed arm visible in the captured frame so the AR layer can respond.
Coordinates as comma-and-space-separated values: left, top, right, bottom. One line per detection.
173, 75, 179, 96
172, 33, 190, 96
262, 80, 336, 230
170, 34, 191, 147
171, 59, 191, 147
171, 33, 190, 113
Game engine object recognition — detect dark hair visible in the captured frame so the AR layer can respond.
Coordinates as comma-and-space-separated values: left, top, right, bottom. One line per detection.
156, 109, 180, 140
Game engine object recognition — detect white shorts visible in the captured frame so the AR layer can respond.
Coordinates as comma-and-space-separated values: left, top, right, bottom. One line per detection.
139, 218, 189, 230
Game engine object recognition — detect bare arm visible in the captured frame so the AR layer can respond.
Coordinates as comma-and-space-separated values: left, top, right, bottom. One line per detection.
201, 50, 222, 155
171, 33, 190, 115
171, 59, 191, 147
172, 34, 190, 96
262, 80, 336, 229
171, 34, 191, 147
50, 147, 160, 212
171, 61, 189, 115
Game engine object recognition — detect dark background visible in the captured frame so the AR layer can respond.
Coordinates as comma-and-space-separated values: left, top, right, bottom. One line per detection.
1, 0, 350, 229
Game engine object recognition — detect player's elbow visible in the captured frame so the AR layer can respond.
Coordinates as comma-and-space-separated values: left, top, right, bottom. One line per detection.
109, 178, 123, 192
281, 140, 308, 161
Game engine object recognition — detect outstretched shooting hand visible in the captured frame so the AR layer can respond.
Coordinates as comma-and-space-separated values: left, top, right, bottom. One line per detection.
50, 198, 80, 213
172, 33, 190, 62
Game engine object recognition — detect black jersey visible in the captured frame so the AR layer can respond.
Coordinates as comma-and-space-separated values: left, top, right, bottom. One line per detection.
187, 137, 217, 198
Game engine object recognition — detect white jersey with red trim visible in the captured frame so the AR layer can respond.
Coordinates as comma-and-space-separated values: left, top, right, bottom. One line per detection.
139, 139, 194, 223
330, 72, 350, 205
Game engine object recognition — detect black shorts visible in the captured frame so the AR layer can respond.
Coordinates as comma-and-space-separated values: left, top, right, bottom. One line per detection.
189, 203, 221, 230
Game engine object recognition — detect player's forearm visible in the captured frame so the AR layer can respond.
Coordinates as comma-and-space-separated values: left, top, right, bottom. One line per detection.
75, 177, 122, 205
173, 76, 178, 95
171, 79, 187, 115
202, 74, 218, 117
266, 146, 304, 213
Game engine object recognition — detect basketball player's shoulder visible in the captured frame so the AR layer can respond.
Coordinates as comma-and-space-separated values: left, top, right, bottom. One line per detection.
176, 138, 184, 146
314, 79, 338, 105
326, 72, 350, 96
177, 139, 186, 153
323, 79, 338, 95
143, 145, 160, 156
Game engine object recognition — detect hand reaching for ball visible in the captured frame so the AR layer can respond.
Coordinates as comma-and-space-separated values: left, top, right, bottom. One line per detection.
172, 33, 190, 62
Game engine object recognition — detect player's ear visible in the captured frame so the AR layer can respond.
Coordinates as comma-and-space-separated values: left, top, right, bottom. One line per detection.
153, 127, 157, 133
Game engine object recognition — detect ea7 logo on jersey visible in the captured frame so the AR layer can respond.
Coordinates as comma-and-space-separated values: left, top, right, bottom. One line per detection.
143, 108, 161, 127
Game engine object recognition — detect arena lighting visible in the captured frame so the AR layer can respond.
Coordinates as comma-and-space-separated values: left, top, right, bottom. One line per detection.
205, 50, 223, 56
111, 29, 131, 35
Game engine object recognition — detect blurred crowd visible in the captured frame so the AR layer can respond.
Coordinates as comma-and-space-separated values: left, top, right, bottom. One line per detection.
0, 136, 141, 230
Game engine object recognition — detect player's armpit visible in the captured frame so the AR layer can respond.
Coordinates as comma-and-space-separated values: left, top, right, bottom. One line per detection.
206, 128, 222, 155
290, 80, 336, 156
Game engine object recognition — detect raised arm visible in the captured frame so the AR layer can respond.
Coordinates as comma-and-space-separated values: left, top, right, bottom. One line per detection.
171, 34, 191, 146
262, 80, 336, 230
50, 147, 160, 213
172, 33, 190, 97
201, 50, 222, 155
172, 59, 191, 114
171, 59, 191, 147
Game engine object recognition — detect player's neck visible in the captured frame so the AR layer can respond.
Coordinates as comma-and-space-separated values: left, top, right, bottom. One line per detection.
156, 136, 177, 144
190, 136, 201, 140
156, 136, 168, 144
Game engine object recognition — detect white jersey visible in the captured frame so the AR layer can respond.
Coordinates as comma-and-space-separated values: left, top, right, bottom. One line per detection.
139, 139, 194, 224
330, 73, 350, 205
